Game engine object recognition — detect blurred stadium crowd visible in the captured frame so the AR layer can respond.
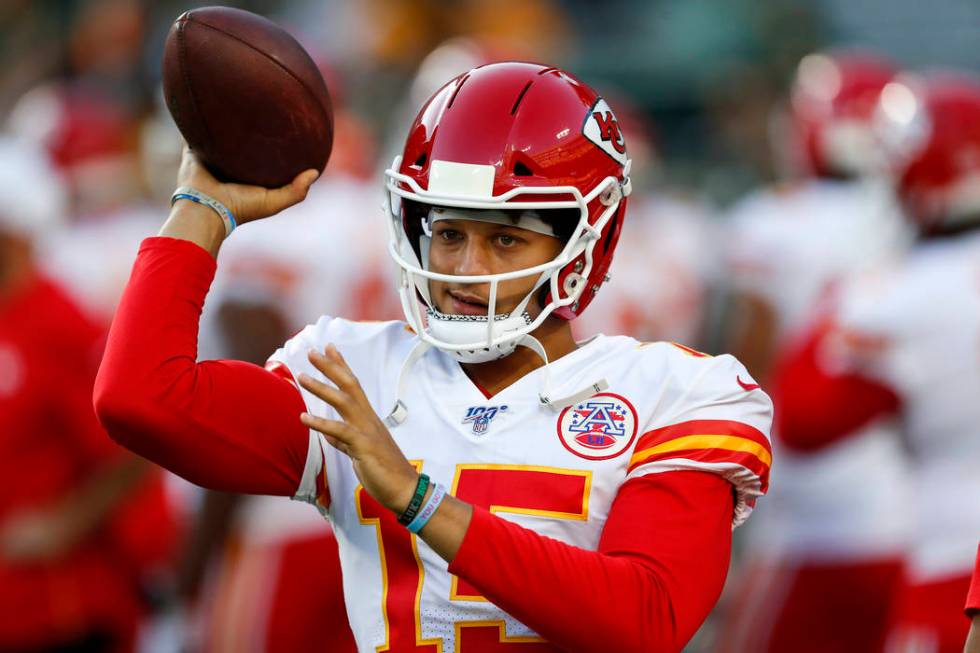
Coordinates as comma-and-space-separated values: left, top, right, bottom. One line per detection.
1, 0, 979, 651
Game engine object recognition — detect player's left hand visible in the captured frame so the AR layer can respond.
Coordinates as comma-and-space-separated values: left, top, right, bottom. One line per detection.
297, 345, 420, 514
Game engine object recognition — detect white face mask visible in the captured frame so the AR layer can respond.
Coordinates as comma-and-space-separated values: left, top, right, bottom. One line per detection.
384, 156, 627, 364
421, 207, 554, 363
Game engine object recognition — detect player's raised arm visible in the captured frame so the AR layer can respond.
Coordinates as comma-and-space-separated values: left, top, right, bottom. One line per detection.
93, 148, 319, 495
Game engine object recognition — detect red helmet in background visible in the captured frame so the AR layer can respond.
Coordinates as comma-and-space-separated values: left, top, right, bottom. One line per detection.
789, 51, 896, 178
7, 83, 138, 217
385, 62, 631, 363
875, 72, 980, 234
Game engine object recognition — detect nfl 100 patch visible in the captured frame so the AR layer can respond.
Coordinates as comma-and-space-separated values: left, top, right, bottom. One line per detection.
462, 405, 509, 435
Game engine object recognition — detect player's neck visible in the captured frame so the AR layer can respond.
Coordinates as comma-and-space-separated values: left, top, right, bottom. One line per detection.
460, 317, 578, 398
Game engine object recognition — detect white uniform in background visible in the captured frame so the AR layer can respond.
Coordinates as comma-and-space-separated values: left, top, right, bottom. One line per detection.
725, 178, 911, 563
573, 194, 716, 346
717, 179, 912, 653
830, 230, 980, 584
40, 205, 163, 322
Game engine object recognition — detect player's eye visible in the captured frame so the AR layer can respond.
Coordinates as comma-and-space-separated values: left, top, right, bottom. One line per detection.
436, 228, 462, 241
495, 233, 520, 247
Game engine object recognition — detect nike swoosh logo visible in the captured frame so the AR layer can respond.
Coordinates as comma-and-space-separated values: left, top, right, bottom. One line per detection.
737, 376, 761, 392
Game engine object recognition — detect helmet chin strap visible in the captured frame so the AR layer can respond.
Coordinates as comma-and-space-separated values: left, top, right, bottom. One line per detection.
384, 332, 608, 428
516, 334, 609, 410
384, 339, 432, 427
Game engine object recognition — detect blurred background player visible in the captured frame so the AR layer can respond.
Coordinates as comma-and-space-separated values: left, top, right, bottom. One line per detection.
6, 83, 166, 323
0, 135, 177, 653
715, 51, 912, 653
5, 1, 980, 651
774, 72, 980, 653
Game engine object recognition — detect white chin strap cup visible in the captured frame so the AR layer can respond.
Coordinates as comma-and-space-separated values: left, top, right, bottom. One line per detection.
425, 308, 532, 364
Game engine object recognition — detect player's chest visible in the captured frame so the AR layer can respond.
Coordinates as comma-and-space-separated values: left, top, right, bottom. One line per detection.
329, 395, 646, 651
334, 380, 649, 543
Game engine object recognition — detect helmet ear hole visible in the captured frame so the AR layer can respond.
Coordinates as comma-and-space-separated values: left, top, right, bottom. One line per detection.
414, 152, 428, 167
401, 198, 430, 259
514, 161, 533, 176
602, 206, 624, 253
536, 283, 551, 309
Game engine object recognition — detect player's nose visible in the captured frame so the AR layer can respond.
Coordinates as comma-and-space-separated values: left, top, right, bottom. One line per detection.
453, 238, 493, 278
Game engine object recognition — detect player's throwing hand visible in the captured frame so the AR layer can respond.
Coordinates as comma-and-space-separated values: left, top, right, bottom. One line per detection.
176, 145, 319, 226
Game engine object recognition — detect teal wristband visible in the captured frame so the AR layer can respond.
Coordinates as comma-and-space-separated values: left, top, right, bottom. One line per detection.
406, 482, 447, 534
398, 474, 430, 526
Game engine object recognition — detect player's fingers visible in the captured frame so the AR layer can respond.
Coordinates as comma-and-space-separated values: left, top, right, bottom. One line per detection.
324, 344, 371, 403
323, 434, 352, 457
300, 413, 355, 446
296, 372, 357, 418
322, 433, 344, 450
310, 347, 362, 398
262, 168, 319, 214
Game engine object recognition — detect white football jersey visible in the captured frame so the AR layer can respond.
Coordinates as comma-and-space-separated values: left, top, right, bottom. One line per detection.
40, 204, 164, 321
727, 179, 910, 338
829, 230, 980, 581
270, 319, 772, 651
726, 178, 912, 561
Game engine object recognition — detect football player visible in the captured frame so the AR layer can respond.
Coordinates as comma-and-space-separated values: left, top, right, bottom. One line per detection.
775, 73, 980, 653
95, 63, 773, 652
717, 52, 911, 653
0, 135, 177, 652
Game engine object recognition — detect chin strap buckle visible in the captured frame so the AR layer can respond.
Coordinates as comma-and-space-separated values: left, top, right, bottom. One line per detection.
384, 399, 408, 427
539, 378, 609, 411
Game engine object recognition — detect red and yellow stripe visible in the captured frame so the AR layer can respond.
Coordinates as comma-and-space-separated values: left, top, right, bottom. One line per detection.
669, 342, 712, 358
628, 419, 772, 490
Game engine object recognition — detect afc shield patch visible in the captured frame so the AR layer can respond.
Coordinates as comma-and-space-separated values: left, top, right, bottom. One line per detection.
582, 98, 628, 165
556, 392, 638, 460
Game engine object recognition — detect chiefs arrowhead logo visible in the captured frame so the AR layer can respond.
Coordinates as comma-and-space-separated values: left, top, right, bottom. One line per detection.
583, 98, 628, 165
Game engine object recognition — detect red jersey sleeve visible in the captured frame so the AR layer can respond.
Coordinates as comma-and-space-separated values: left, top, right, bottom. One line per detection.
968, 543, 980, 616
94, 237, 312, 496
449, 470, 733, 653
772, 317, 900, 451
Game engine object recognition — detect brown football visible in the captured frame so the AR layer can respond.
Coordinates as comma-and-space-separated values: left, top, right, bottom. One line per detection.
162, 6, 333, 188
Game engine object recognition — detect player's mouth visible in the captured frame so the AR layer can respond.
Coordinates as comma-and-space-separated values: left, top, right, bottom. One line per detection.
448, 290, 489, 316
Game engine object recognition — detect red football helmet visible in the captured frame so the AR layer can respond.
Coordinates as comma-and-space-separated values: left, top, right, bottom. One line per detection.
875, 72, 980, 234
788, 51, 896, 178
385, 62, 631, 363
